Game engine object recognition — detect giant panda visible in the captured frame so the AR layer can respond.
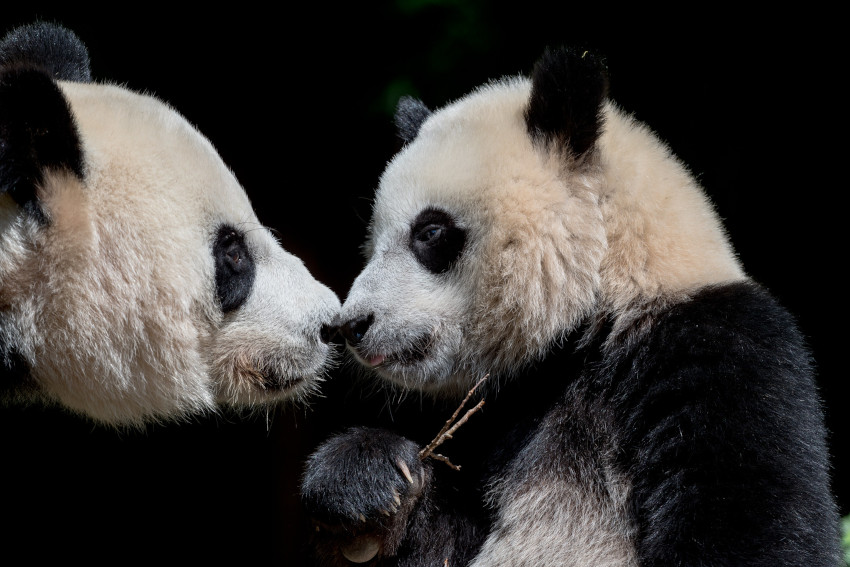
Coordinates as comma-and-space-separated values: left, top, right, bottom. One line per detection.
0, 22, 340, 427
300, 47, 840, 565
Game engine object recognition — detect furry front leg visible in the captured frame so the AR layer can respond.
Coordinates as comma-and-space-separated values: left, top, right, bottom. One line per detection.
301, 426, 430, 565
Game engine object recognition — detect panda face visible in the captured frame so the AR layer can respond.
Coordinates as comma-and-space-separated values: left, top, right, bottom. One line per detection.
338, 47, 746, 398
339, 79, 606, 396
0, 23, 340, 426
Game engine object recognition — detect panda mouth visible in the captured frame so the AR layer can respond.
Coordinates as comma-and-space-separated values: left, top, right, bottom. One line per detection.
357, 333, 432, 369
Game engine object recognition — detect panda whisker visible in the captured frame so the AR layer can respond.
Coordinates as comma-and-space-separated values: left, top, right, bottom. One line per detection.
266, 226, 283, 239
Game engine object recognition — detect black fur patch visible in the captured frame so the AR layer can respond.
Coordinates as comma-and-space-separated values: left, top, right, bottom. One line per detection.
0, 338, 38, 405
0, 22, 89, 221
524, 46, 609, 159
0, 67, 84, 220
301, 426, 482, 565
0, 340, 30, 381
302, 426, 425, 525
338, 313, 373, 346
394, 96, 431, 144
603, 282, 838, 565
408, 207, 466, 274
0, 22, 91, 83
213, 225, 256, 312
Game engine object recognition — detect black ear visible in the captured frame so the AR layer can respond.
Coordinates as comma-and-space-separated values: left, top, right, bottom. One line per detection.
524, 46, 608, 160
0, 22, 91, 82
394, 95, 431, 144
0, 23, 87, 219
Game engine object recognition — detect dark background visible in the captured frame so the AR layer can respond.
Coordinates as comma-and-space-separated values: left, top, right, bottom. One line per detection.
2, 4, 844, 565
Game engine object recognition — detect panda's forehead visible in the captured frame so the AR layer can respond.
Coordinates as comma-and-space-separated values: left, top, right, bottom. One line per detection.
59, 81, 257, 231
371, 78, 538, 236
371, 163, 477, 238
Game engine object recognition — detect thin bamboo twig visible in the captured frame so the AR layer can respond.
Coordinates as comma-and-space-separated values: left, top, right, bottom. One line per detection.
418, 374, 489, 468
428, 453, 461, 471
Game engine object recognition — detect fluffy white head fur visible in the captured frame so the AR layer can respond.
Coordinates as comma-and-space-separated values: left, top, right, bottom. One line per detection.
340, 76, 743, 397
0, 80, 340, 426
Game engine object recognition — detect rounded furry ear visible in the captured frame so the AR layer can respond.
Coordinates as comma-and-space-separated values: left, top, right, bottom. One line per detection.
524, 46, 608, 159
394, 96, 431, 144
0, 21, 91, 83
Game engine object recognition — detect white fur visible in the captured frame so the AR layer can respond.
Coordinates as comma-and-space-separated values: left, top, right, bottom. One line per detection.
1, 80, 340, 426
473, 477, 636, 567
596, 100, 744, 326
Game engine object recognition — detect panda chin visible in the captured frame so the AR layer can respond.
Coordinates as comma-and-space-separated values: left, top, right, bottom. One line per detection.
214, 345, 334, 407
348, 331, 466, 394
217, 370, 321, 408
259, 372, 305, 393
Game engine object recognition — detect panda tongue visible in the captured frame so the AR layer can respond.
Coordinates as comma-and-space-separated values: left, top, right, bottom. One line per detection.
367, 354, 386, 367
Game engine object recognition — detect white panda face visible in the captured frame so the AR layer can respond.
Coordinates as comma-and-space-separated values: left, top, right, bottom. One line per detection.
338, 80, 607, 396
64, 81, 341, 407
0, 23, 340, 426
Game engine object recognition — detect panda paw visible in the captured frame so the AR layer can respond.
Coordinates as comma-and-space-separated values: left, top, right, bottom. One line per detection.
301, 426, 429, 563
302, 426, 427, 523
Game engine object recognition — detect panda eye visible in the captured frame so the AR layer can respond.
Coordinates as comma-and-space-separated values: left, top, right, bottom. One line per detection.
213, 225, 256, 312
409, 207, 466, 274
416, 225, 443, 242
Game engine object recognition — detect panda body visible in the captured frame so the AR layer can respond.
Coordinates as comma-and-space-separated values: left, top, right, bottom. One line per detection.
301, 48, 839, 565
1, 23, 340, 426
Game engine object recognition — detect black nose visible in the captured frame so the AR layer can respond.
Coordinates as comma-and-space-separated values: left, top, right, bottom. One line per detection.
319, 322, 337, 344
338, 313, 374, 346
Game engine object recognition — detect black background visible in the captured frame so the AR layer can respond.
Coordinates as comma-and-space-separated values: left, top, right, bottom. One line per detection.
2, 4, 845, 565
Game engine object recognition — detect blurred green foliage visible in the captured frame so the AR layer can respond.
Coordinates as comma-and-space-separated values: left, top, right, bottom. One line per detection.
371, 0, 495, 118
843, 514, 850, 565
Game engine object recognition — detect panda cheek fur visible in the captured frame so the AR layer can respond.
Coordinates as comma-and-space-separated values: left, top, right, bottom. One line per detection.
211, 344, 315, 404
209, 250, 342, 408
453, 203, 603, 378
212, 335, 330, 407
341, 279, 468, 393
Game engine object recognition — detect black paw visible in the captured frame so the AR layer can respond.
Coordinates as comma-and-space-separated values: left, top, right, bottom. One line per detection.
301, 427, 430, 564
301, 426, 427, 526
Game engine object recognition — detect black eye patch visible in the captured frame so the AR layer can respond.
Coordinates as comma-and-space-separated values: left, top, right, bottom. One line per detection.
409, 207, 466, 274
213, 225, 255, 312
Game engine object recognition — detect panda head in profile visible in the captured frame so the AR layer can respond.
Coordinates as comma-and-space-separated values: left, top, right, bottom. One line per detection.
337, 47, 744, 397
0, 22, 341, 426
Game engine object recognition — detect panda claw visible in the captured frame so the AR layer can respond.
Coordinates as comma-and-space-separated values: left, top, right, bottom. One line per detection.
397, 458, 414, 484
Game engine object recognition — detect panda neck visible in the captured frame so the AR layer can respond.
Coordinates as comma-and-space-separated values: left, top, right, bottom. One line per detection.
595, 103, 745, 319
